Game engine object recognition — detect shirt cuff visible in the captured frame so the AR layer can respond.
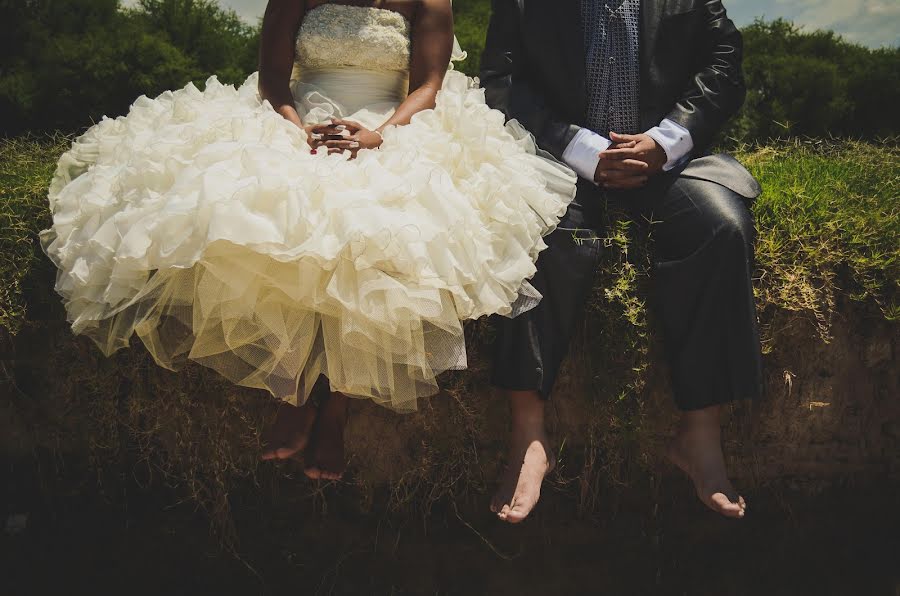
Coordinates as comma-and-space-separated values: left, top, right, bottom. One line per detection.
561, 128, 611, 183
645, 119, 694, 171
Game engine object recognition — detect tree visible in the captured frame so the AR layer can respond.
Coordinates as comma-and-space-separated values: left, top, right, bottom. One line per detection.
1, 0, 259, 135
732, 19, 900, 143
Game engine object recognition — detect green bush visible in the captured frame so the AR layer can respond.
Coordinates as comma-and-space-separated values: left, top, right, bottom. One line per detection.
733, 19, 900, 142
0, 0, 258, 136
3, 1, 896, 144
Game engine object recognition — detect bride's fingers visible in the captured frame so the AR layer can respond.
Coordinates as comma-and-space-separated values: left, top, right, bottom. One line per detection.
330, 118, 362, 133
324, 139, 360, 150
327, 147, 360, 160
310, 126, 353, 141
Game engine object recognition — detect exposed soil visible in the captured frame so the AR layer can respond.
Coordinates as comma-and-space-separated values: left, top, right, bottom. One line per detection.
2, 285, 898, 595
1, 481, 897, 595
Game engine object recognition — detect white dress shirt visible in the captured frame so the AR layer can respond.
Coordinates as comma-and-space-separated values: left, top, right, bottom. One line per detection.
561, 119, 694, 183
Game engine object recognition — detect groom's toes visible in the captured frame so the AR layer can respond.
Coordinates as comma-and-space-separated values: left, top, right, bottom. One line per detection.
710, 493, 745, 518
506, 510, 526, 524
506, 499, 534, 524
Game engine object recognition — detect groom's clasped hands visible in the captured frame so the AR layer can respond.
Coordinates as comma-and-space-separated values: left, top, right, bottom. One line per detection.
594, 131, 669, 190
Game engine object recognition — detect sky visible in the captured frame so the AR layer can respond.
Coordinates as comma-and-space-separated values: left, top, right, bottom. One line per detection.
124, 0, 899, 48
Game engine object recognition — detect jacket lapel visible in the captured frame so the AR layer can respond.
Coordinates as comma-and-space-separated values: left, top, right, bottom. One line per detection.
554, 0, 586, 117
641, 0, 665, 70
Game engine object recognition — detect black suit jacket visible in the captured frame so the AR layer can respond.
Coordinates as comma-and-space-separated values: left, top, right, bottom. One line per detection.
480, 0, 760, 198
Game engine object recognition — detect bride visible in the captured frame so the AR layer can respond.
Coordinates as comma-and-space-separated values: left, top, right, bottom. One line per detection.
41, 0, 577, 479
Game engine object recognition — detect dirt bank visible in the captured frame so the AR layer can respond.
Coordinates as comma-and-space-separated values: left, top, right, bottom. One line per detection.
2, 291, 898, 594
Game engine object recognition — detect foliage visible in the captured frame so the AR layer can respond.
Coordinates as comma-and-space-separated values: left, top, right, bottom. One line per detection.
2, 1, 897, 143
0, 0, 259, 136
730, 19, 900, 143
450, 0, 491, 77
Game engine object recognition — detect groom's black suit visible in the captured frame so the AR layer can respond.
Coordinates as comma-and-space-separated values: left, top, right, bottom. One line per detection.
483, 0, 764, 410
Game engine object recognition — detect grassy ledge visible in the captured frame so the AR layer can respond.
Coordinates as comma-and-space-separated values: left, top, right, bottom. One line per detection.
0, 135, 71, 334
2, 136, 896, 338
746, 139, 899, 329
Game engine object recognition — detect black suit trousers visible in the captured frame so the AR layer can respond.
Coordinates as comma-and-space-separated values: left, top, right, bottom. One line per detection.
490, 168, 764, 411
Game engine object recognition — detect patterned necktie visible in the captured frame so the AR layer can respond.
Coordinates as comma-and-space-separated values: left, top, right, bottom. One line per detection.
581, 0, 642, 136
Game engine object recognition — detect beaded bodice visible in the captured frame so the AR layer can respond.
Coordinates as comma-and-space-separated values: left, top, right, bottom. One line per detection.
295, 4, 411, 73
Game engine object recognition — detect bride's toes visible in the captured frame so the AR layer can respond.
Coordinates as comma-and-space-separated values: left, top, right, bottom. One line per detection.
303, 395, 347, 481
261, 402, 318, 461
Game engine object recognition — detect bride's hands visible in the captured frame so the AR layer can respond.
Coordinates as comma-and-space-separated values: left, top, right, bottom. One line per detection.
306, 119, 383, 158
303, 123, 327, 150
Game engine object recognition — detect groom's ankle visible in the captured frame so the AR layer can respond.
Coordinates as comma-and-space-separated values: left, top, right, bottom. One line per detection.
506, 390, 546, 426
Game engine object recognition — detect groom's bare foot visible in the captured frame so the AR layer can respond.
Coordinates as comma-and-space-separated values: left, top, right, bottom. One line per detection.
491, 390, 555, 524
260, 401, 318, 461
666, 406, 747, 519
492, 435, 555, 524
305, 392, 349, 481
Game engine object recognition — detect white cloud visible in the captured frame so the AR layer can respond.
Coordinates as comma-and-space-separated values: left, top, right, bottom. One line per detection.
727, 0, 899, 47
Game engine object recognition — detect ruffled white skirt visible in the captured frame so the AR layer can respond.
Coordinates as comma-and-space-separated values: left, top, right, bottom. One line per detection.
41, 69, 577, 411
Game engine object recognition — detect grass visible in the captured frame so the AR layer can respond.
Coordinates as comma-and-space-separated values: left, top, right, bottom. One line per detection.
0, 135, 70, 335
5, 136, 895, 336
748, 139, 899, 330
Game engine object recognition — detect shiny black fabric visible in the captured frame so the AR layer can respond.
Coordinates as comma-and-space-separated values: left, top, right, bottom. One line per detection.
481, 0, 748, 166
490, 173, 764, 410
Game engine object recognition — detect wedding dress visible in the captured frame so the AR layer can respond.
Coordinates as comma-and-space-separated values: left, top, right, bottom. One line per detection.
40, 4, 577, 411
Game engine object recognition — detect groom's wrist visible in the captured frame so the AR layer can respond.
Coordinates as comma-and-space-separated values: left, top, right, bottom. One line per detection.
562, 128, 611, 183
645, 119, 694, 171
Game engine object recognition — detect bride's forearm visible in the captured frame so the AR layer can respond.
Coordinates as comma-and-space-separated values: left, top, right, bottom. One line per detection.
377, 85, 441, 132
274, 103, 305, 129
257, 0, 306, 130
259, 77, 304, 128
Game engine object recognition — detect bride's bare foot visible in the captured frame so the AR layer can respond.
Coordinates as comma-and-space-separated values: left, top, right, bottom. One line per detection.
260, 401, 318, 461
304, 391, 349, 481
666, 405, 747, 519
491, 390, 555, 524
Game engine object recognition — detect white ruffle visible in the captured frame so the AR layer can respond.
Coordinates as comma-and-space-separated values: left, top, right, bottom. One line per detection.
41, 70, 576, 411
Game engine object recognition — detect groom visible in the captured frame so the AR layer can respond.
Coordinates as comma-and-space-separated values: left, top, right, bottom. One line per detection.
482, 0, 763, 522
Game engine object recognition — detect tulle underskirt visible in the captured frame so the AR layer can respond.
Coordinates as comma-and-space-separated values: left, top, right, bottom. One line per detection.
40, 70, 577, 411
